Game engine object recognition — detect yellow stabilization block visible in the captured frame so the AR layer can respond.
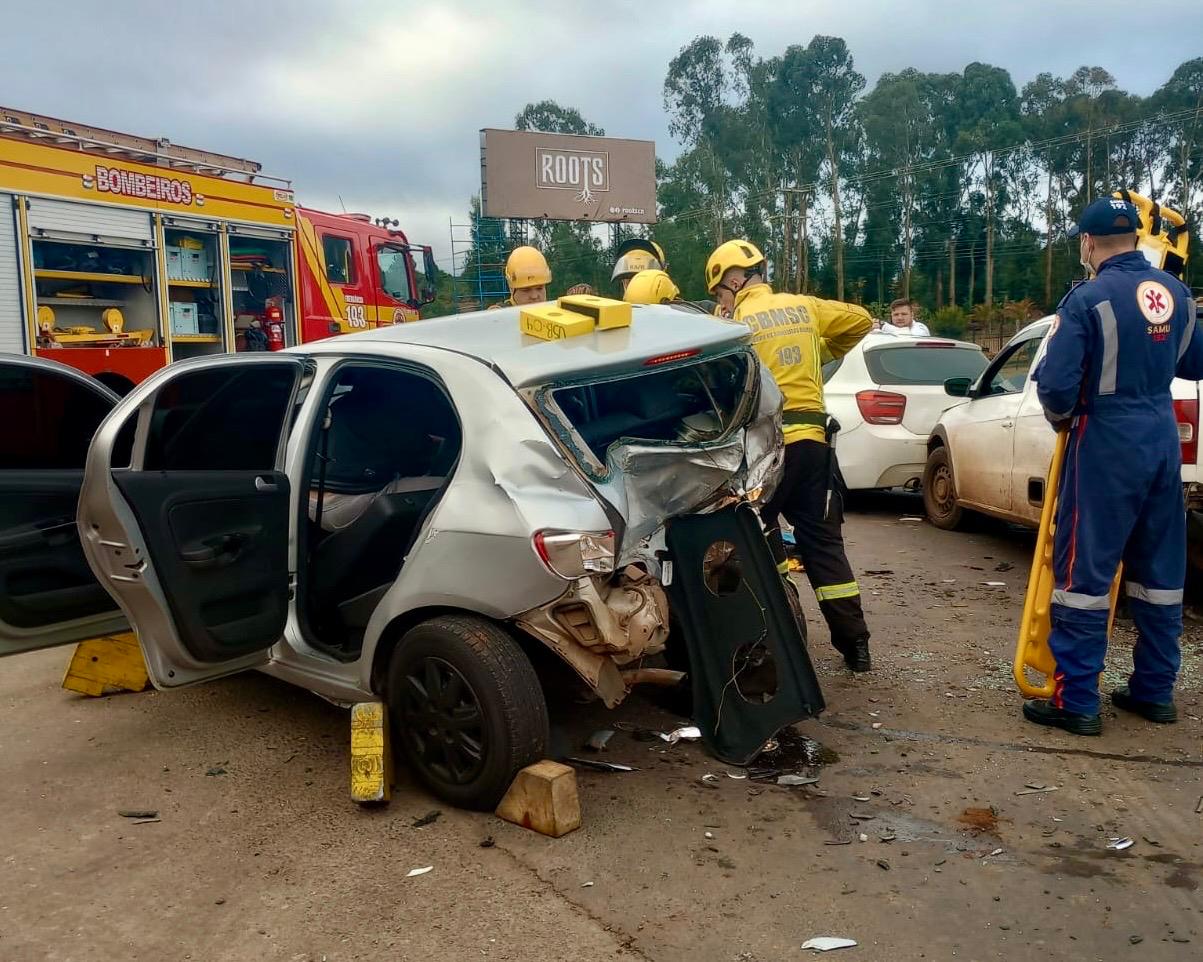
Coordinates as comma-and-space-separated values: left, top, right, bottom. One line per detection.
557, 294, 632, 330
350, 701, 393, 805
519, 304, 595, 341
1014, 429, 1122, 698
61, 633, 150, 697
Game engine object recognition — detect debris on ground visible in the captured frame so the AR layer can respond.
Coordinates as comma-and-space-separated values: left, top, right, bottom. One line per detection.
585, 729, 615, 752
1195, 795, 1203, 815
479, 836, 495, 848
1015, 784, 1059, 796
659, 725, 702, 745
994, 561, 1015, 572
411, 810, 441, 828
581, 881, 594, 888
863, 569, 894, 576
563, 757, 635, 773
405, 866, 433, 878
777, 774, 820, 786
117, 809, 158, 819
958, 807, 1001, 833
205, 766, 227, 777
802, 936, 858, 952
876, 859, 890, 871
1107, 837, 1134, 851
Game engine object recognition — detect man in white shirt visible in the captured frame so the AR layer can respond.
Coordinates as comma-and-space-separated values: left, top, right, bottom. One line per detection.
877, 298, 930, 336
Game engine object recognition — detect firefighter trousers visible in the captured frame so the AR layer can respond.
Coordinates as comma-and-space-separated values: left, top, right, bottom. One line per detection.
761, 439, 870, 652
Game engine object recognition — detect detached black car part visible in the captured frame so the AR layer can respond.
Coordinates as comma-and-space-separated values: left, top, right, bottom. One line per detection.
666, 503, 824, 765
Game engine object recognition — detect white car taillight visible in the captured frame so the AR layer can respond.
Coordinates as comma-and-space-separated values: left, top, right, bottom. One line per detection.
533, 530, 616, 580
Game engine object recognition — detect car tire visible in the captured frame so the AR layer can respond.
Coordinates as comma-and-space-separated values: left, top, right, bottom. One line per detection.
923, 446, 965, 531
387, 615, 548, 810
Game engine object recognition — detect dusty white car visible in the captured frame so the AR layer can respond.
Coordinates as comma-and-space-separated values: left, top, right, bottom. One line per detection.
923, 317, 1203, 530
822, 333, 988, 490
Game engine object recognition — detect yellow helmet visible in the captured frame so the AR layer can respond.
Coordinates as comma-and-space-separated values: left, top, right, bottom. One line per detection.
505, 246, 551, 290
624, 270, 681, 305
615, 237, 667, 270
611, 249, 661, 283
705, 239, 765, 293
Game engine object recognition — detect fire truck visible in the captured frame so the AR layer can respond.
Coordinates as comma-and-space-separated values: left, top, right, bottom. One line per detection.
0, 107, 437, 393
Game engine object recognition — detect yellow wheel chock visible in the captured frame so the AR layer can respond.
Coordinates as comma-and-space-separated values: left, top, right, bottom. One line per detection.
1014, 428, 1122, 698
62, 633, 151, 697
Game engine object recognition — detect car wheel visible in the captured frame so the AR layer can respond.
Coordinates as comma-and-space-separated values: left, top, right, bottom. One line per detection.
923, 446, 965, 531
387, 615, 548, 810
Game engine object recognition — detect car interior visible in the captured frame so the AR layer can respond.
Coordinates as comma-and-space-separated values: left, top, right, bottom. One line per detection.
300, 364, 462, 656
550, 354, 751, 462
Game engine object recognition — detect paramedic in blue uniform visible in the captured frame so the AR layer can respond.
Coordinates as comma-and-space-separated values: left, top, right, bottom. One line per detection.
1024, 196, 1203, 735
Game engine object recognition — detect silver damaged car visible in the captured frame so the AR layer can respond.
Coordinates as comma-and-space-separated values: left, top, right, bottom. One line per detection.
0, 303, 793, 807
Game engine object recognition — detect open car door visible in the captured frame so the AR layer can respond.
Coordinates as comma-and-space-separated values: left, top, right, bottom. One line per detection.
78, 355, 310, 688
0, 354, 127, 656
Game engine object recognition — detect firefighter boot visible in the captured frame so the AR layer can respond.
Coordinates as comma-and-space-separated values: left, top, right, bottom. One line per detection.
836, 637, 871, 673
1110, 687, 1177, 724
1022, 699, 1102, 736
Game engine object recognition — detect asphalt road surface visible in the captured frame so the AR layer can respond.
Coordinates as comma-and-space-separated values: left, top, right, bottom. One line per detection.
1, 493, 1200, 961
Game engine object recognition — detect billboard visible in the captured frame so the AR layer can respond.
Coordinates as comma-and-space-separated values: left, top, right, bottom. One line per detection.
480, 129, 657, 224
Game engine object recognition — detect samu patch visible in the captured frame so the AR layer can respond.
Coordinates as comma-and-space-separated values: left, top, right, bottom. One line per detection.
1137, 280, 1174, 324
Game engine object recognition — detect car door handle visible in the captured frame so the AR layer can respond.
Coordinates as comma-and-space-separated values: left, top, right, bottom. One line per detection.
180, 528, 258, 567
1002, 421, 1014, 429
255, 476, 279, 492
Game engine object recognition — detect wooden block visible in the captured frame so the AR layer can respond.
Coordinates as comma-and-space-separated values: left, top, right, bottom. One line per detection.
349, 701, 392, 805
519, 304, 595, 340
557, 294, 631, 330
61, 633, 150, 697
495, 760, 581, 837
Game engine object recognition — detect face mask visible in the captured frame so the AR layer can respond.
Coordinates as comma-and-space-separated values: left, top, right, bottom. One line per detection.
1079, 239, 1095, 278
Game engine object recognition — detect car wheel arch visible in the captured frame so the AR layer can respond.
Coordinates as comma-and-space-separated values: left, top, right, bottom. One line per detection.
367, 604, 563, 697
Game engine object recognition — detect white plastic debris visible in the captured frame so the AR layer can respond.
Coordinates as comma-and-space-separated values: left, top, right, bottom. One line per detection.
704, 831, 715, 839
581, 881, 594, 887
777, 774, 820, 786
660, 725, 702, 745
852, 794, 871, 802
899, 516, 923, 523
802, 936, 858, 951
871, 722, 883, 730
1107, 837, 1135, 851
982, 581, 1007, 587
701, 773, 720, 782
726, 772, 747, 780
858, 833, 869, 843
406, 866, 433, 878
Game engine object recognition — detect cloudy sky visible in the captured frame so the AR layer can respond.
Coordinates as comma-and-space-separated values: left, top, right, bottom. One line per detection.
3, 1, 1200, 270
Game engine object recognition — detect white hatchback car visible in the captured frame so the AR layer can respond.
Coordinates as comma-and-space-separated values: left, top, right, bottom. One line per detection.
924, 317, 1203, 531
822, 333, 988, 490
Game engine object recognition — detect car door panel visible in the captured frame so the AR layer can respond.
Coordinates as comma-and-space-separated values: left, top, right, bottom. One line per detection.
78, 355, 309, 687
112, 470, 291, 662
948, 394, 1022, 513
1010, 334, 1055, 525
0, 355, 126, 656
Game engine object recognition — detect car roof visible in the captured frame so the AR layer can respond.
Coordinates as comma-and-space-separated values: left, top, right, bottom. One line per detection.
298, 303, 750, 387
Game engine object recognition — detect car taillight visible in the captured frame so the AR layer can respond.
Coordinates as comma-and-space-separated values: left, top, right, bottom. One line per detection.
856, 390, 907, 425
533, 530, 616, 580
1174, 398, 1198, 464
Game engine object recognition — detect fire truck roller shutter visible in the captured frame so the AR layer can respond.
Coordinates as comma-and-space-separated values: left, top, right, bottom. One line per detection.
0, 194, 25, 353
26, 198, 153, 249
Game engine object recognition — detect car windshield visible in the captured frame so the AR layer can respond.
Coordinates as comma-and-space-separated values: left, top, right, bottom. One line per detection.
864, 344, 987, 386
544, 352, 754, 464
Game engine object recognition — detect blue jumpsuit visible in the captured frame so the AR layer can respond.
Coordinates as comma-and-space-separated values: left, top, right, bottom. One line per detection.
1037, 250, 1203, 715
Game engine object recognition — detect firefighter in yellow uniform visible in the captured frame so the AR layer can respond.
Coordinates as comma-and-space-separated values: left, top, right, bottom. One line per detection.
623, 269, 681, 304
491, 246, 551, 309
707, 239, 875, 671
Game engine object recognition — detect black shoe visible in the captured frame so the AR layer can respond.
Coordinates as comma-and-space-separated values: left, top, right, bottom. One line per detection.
839, 637, 871, 673
1022, 699, 1102, 736
1111, 687, 1177, 724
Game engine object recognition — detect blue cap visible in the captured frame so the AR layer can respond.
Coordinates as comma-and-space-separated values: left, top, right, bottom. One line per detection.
1068, 197, 1141, 238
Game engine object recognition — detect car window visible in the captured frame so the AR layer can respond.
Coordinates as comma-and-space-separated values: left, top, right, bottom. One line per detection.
546, 352, 754, 464
143, 364, 298, 471
863, 345, 988, 386
323, 235, 355, 285
821, 358, 843, 383
376, 247, 413, 303
983, 337, 1042, 395
0, 366, 112, 470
